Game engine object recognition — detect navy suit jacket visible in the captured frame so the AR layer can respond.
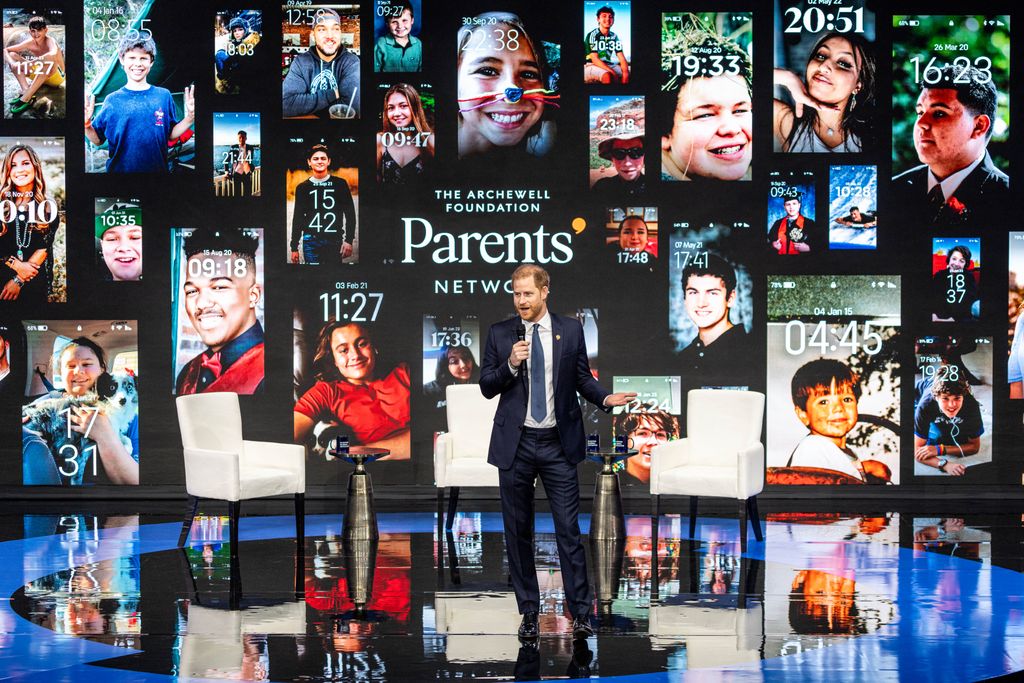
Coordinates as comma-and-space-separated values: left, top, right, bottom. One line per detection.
892, 151, 1010, 228
480, 313, 611, 470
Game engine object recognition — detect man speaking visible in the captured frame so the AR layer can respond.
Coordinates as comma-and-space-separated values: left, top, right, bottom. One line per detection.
480, 265, 635, 641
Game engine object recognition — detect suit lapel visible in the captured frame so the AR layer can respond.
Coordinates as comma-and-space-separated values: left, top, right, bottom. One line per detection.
551, 314, 563, 393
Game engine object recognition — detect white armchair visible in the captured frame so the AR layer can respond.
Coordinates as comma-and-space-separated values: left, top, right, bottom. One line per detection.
176, 392, 306, 553
650, 390, 766, 548
433, 384, 500, 530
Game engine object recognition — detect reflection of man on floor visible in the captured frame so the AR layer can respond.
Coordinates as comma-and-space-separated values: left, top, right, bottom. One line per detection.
913, 375, 982, 476
3, 15, 65, 114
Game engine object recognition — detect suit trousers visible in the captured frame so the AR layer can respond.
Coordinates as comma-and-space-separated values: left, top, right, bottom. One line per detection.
499, 426, 591, 616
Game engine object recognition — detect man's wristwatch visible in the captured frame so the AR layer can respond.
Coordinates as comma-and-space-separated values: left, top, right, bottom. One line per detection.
937, 458, 949, 473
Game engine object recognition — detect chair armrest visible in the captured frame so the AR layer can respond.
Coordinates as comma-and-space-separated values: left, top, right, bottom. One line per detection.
650, 439, 690, 495
434, 432, 452, 487
183, 446, 241, 501
737, 443, 764, 498
242, 440, 306, 494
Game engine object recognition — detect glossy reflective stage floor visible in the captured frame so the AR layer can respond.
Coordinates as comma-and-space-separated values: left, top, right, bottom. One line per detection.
4, 501, 1024, 682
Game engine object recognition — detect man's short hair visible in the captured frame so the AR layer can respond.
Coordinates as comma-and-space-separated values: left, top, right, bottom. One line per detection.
237, 130, 247, 137
791, 359, 861, 410
183, 228, 259, 272
597, 5, 614, 17
931, 374, 970, 399
118, 35, 157, 60
849, 205, 860, 212
28, 16, 46, 31
512, 264, 550, 290
784, 193, 802, 203
923, 64, 998, 140
307, 143, 330, 160
682, 253, 736, 297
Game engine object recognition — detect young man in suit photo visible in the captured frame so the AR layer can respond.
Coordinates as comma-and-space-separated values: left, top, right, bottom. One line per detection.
480, 264, 635, 641
892, 64, 1009, 228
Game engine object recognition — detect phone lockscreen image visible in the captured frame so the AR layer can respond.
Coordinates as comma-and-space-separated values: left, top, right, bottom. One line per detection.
829, 165, 877, 250
914, 336, 991, 477
892, 15, 1010, 229
773, 0, 876, 152
3, 8, 65, 119
214, 9, 261, 94
930, 238, 980, 323
213, 112, 261, 197
84, 0, 195, 173
170, 228, 265, 396
766, 275, 901, 486
22, 320, 140, 486
95, 197, 142, 282
660, 12, 753, 182
282, 4, 360, 119
768, 170, 816, 254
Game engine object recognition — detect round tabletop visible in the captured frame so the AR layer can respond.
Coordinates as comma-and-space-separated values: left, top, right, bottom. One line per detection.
328, 446, 391, 467
585, 449, 638, 463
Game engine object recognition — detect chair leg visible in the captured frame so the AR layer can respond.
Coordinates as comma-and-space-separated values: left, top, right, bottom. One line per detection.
229, 500, 241, 559
295, 493, 305, 548
446, 530, 461, 585
739, 499, 748, 551
178, 495, 199, 547
650, 500, 660, 601
747, 496, 763, 542
436, 488, 445, 526
688, 496, 698, 539
445, 486, 460, 530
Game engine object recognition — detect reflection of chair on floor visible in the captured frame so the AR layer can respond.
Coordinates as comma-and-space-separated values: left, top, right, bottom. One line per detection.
648, 599, 765, 668
434, 385, 499, 530
434, 592, 520, 663
649, 536, 765, 666
177, 601, 308, 678
651, 390, 765, 549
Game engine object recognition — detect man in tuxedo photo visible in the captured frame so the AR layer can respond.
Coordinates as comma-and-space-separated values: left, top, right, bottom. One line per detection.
892, 64, 1009, 228
480, 264, 635, 641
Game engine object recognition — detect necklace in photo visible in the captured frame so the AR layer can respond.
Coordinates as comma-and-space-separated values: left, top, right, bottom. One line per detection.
14, 213, 30, 261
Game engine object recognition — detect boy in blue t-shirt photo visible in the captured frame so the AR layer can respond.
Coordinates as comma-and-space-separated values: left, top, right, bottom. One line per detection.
84, 36, 195, 173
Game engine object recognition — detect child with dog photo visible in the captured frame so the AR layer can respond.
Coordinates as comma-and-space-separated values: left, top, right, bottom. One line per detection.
21, 322, 139, 485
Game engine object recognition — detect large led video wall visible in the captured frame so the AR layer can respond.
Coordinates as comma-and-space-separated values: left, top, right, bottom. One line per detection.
0, 0, 1018, 491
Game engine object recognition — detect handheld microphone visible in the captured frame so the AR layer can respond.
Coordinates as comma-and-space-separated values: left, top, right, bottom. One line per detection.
515, 323, 527, 375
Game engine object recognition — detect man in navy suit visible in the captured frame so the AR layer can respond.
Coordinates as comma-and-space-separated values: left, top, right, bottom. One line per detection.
892, 64, 1009, 228
480, 264, 635, 641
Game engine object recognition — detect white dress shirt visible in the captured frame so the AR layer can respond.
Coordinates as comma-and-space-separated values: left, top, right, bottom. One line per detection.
927, 153, 984, 201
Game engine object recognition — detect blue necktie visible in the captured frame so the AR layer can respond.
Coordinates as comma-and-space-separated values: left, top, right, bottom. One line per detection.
530, 323, 546, 422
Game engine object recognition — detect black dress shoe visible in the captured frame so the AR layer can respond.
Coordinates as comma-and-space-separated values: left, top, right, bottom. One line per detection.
571, 613, 594, 639
518, 611, 539, 640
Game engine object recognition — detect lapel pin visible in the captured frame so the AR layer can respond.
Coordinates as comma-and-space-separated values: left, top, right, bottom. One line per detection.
555, 334, 561, 341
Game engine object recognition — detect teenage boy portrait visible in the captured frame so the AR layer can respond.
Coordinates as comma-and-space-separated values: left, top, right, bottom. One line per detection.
84, 36, 195, 173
